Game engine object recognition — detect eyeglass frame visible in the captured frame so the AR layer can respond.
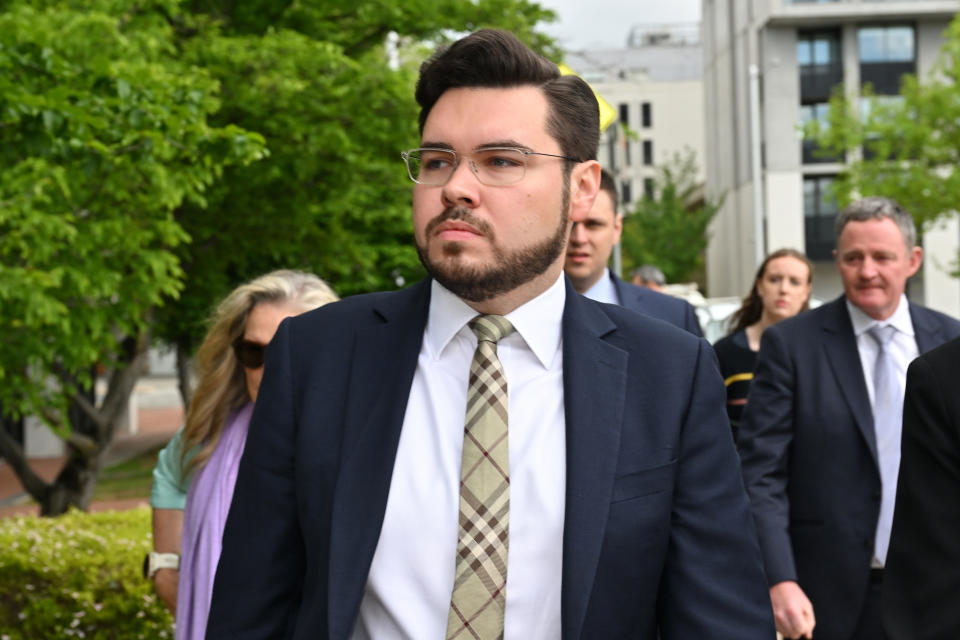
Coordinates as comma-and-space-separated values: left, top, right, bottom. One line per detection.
400, 146, 582, 186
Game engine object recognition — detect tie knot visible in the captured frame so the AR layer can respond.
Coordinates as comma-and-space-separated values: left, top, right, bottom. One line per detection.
469, 315, 515, 344
867, 324, 896, 348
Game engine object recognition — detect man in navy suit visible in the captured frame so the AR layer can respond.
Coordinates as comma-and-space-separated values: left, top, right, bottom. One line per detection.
207, 29, 772, 639
739, 196, 960, 640
564, 169, 702, 336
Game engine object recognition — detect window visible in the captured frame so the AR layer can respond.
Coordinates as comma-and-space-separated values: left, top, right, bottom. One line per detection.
800, 102, 839, 163
803, 175, 839, 259
643, 178, 655, 200
642, 140, 654, 166
858, 26, 914, 63
619, 103, 629, 127
859, 25, 915, 95
797, 30, 843, 102
607, 134, 617, 172
797, 32, 839, 66
641, 102, 652, 128
621, 180, 632, 205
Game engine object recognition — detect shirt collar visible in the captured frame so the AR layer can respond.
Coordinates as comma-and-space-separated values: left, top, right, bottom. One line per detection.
846, 293, 914, 337
581, 269, 620, 305
425, 273, 566, 369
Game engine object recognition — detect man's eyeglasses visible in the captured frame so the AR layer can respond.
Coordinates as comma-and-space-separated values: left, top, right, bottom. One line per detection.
401, 147, 580, 187
233, 339, 267, 370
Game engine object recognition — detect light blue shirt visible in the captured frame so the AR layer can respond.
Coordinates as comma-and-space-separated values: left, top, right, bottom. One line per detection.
150, 426, 197, 509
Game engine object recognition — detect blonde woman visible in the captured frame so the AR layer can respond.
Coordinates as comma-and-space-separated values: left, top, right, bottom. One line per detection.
147, 270, 337, 639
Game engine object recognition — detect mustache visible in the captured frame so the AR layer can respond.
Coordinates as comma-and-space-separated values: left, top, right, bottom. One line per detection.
424, 207, 494, 238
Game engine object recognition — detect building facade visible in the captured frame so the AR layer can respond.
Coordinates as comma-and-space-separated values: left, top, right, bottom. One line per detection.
702, 0, 960, 315
567, 24, 705, 212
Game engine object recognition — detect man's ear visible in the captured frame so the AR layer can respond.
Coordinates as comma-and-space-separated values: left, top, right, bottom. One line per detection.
569, 160, 601, 224
907, 245, 924, 277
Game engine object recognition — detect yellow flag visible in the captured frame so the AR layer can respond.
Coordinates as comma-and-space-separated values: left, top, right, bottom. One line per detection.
558, 63, 617, 132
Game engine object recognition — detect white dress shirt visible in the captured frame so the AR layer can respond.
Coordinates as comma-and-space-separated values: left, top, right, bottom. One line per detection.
846, 294, 918, 567
847, 295, 918, 411
581, 269, 619, 304
351, 275, 567, 640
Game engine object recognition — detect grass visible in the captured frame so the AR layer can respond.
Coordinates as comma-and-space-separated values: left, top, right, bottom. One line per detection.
92, 447, 162, 502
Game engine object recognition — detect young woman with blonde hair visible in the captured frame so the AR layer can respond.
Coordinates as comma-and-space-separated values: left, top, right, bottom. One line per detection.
147, 270, 337, 639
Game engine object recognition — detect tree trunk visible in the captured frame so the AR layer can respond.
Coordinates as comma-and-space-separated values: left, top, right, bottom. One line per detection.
40, 445, 101, 515
7, 331, 149, 516
176, 341, 193, 411
0, 420, 50, 504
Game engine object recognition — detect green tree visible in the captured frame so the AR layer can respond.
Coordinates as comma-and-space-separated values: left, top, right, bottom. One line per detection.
814, 16, 960, 232
0, 0, 265, 514
148, 1, 561, 401
619, 150, 722, 284
0, 0, 560, 513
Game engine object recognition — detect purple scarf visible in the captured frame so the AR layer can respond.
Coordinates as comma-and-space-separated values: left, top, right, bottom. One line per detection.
175, 403, 253, 640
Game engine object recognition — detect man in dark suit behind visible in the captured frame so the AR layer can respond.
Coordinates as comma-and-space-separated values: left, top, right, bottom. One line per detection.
207, 29, 773, 639
564, 168, 702, 336
883, 335, 960, 639
739, 196, 960, 640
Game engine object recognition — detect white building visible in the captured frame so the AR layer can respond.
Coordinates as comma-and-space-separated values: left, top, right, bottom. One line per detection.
566, 24, 705, 210
702, 0, 960, 315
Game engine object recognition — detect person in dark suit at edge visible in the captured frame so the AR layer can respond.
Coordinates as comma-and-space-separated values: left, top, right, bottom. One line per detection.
207, 29, 773, 640
564, 168, 702, 336
738, 196, 960, 640
883, 335, 960, 639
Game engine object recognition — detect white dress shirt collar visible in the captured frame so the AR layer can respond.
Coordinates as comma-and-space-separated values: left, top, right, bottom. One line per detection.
846, 294, 914, 338
580, 269, 620, 305
425, 274, 566, 370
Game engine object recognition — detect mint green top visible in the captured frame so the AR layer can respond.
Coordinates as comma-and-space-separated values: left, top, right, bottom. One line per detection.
150, 426, 199, 509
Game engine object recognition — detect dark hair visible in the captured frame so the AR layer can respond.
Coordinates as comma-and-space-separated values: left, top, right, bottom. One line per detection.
598, 168, 618, 209
415, 29, 599, 163
728, 248, 813, 335
834, 196, 916, 250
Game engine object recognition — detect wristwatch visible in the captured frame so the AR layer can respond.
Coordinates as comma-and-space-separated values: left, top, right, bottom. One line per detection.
143, 552, 180, 580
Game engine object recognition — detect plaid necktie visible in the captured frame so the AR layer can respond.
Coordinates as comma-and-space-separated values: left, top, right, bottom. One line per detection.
446, 315, 515, 640
867, 324, 902, 564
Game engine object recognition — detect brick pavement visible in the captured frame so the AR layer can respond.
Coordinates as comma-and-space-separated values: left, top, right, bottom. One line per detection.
0, 405, 182, 518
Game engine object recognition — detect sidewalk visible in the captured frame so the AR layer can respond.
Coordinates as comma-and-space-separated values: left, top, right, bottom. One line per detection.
0, 404, 183, 518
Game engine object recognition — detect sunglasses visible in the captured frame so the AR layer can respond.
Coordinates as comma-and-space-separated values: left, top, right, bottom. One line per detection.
233, 339, 267, 369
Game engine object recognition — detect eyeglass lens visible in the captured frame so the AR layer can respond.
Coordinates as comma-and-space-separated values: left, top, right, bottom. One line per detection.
233, 340, 266, 369
406, 148, 527, 186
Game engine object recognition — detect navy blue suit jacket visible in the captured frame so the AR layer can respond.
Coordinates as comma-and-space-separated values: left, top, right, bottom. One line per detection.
207, 277, 773, 639
883, 336, 960, 639
610, 272, 703, 337
738, 296, 960, 639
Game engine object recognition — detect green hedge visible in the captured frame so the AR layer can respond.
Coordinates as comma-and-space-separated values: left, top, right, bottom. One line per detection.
0, 506, 174, 639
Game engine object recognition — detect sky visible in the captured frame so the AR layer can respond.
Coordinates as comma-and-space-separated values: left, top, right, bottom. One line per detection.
536, 0, 701, 51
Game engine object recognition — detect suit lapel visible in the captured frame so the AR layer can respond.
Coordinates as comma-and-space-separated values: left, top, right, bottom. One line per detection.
821, 297, 877, 464
910, 304, 944, 353
327, 281, 429, 639
560, 282, 628, 640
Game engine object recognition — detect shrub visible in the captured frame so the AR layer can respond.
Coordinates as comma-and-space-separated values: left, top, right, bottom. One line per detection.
0, 506, 174, 639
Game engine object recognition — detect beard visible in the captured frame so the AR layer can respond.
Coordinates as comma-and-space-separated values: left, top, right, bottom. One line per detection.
416, 177, 571, 303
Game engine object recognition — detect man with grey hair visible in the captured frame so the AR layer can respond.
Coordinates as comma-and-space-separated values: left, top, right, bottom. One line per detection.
631, 264, 666, 291
738, 196, 960, 640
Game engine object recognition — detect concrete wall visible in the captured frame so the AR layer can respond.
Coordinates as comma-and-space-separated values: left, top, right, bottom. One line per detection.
922, 213, 960, 316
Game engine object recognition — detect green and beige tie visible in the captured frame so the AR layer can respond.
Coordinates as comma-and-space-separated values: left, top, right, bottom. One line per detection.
446, 314, 515, 640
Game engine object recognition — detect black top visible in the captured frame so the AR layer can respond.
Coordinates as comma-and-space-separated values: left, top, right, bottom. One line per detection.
713, 329, 757, 441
